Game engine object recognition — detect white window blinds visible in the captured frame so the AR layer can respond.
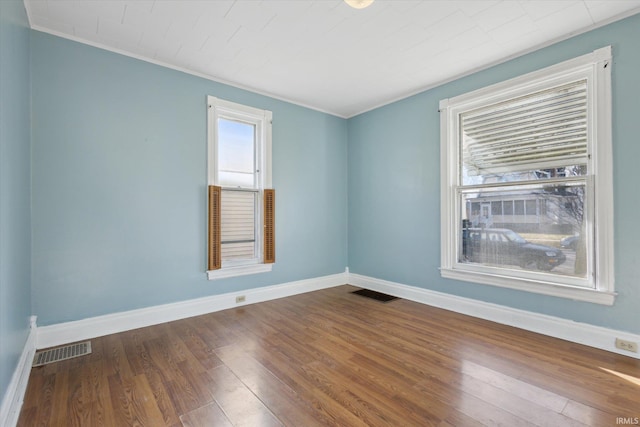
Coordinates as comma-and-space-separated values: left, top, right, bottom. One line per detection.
461, 80, 588, 177
221, 189, 257, 261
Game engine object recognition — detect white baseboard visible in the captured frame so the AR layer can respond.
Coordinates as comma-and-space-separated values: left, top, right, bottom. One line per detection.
348, 272, 640, 360
0, 316, 38, 427
30, 268, 640, 381
37, 271, 348, 349
21, 268, 636, 427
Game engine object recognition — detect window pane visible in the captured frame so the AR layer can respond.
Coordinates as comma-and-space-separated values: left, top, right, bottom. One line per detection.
460, 183, 587, 280
461, 80, 588, 180
221, 242, 255, 261
491, 201, 502, 216
221, 190, 256, 261
503, 200, 513, 215
218, 118, 256, 188
514, 200, 525, 215
526, 200, 537, 215
462, 165, 586, 186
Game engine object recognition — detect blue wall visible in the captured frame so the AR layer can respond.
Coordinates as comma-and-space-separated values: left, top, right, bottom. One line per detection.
31, 33, 348, 326
0, 0, 32, 406
348, 13, 640, 335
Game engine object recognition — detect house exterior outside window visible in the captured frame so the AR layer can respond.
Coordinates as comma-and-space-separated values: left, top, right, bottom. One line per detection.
439, 47, 614, 305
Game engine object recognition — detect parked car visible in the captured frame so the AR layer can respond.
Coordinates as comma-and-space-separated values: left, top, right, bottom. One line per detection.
560, 234, 579, 250
463, 228, 566, 271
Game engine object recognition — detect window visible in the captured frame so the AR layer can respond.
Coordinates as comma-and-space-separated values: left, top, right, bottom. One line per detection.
440, 47, 614, 305
207, 97, 275, 280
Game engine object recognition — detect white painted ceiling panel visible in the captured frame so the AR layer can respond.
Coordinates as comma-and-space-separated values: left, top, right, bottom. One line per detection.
23, 0, 640, 118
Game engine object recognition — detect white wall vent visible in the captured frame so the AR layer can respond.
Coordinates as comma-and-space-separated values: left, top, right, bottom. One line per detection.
33, 341, 92, 367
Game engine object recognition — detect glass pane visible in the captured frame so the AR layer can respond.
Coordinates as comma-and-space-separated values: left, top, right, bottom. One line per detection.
221, 190, 256, 261
459, 182, 587, 279
218, 118, 256, 188
222, 242, 255, 261
462, 165, 586, 186
491, 201, 502, 215
219, 171, 255, 188
526, 200, 537, 215
504, 200, 513, 215
460, 80, 588, 181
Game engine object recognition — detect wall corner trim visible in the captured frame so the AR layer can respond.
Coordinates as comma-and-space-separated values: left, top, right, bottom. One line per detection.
0, 317, 38, 427
36, 272, 348, 350
347, 272, 640, 360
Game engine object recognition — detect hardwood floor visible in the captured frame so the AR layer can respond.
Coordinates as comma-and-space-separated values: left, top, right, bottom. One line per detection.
18, 285, 640, 426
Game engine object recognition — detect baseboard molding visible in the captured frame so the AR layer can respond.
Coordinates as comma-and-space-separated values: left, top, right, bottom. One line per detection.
37, 272, 348, 349
32, 269, 640, 361
348, 273, 640, 360
0, 316, 37, 427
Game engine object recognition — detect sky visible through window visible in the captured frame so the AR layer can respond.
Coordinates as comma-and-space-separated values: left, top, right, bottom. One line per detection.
218, 118, 256, 188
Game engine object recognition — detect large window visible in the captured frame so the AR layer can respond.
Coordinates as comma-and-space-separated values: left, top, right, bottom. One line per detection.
207, 97, 274, 280
439, 47, 614, 304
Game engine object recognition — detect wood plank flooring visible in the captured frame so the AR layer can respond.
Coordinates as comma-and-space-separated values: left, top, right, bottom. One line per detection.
18, 285, 640, 426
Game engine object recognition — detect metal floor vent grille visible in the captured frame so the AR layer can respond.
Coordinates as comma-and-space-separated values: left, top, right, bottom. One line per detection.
33, 341, 92, 367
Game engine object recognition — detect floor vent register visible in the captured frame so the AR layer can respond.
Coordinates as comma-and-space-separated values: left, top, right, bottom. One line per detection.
33, 341, 92, 367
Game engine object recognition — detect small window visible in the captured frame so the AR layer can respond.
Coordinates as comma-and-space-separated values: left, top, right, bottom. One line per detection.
525, 200, 537, 216
491, 201, 502, 216
504, 201, 514, 215
207, 97, 275, 280
514, 200, 525, 215
440, 47, 614, 305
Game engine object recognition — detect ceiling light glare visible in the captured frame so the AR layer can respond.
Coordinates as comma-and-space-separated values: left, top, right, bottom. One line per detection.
344, 0, 374, 9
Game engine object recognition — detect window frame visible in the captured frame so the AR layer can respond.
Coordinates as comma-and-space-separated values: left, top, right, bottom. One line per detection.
207, 96, 273, 280
439, 46, 615, 305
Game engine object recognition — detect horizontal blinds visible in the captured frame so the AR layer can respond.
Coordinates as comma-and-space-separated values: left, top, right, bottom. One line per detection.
462, 80, 588, 177
221, 189, 256, 261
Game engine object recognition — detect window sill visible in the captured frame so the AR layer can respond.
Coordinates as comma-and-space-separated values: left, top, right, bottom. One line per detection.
440, 267, 616, 305
207, 263, 273, 280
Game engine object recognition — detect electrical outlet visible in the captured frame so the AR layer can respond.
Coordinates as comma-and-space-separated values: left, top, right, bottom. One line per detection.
615, 338, 638, 353
235, 295, 246, 304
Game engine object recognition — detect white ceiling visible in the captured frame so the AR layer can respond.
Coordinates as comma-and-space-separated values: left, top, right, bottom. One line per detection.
24, 0, 640, 118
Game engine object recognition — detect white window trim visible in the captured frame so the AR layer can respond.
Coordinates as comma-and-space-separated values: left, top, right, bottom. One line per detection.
206, 96, 273, 280
207, 263, 272, 280
439, 46, 615, 305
